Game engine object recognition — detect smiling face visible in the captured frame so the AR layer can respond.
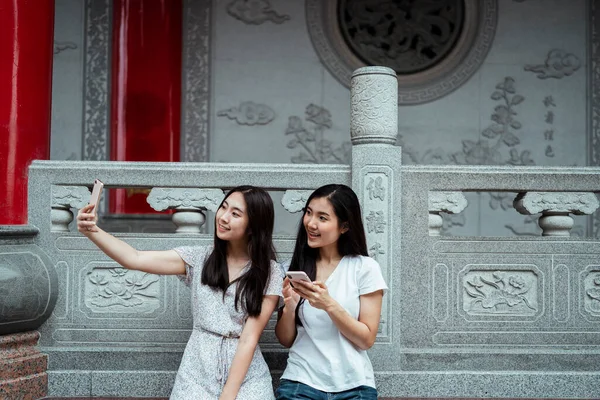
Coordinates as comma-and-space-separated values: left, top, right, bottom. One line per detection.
215, 191, 249, 243
303, 196, 347, 252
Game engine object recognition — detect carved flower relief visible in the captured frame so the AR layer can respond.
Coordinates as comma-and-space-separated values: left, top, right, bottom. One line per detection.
585, 273, 600, 314
286, 104, 351, 164
463, 270, 537, 315
86, 268, 159, 309
305, 104, 332, 128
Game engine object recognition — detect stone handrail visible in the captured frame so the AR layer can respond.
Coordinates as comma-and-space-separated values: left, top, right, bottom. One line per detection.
32, 161, 351, 234
410, 165, 600, 237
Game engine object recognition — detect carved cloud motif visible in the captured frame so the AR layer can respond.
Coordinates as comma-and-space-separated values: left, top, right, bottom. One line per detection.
226, 0, 290, 25
217, 101, 275, 126
524, 49, 581, 79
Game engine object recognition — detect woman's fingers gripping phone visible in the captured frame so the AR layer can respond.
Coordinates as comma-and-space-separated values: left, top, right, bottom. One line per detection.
77, 204, 99, 234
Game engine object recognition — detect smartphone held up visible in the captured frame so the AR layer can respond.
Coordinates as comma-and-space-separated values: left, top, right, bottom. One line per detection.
89, 179, 104, 215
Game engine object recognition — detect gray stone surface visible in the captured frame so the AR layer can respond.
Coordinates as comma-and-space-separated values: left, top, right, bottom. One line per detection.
375, 372, 600, 399
0, 228, 58, 335
90, 371, 176, 397
47, 371, 91, 397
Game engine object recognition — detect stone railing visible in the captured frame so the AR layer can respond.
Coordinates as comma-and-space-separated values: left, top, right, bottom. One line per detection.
1, 66, 600, 399
381, 164, 600, 398
21, 161, 354, 397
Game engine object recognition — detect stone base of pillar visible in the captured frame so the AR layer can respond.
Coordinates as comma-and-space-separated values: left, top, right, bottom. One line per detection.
0, 331, 48, 400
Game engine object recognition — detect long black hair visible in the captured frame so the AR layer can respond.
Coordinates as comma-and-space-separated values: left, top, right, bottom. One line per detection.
201, 186, 276, 317
288, 184, 368, 281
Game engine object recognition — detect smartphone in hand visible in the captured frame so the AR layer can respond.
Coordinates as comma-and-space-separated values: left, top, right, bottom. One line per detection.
89, 179, 104, 215
286, 271, 312, 286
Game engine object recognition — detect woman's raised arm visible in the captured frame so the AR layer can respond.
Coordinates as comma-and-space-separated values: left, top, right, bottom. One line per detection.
77, 204, 186, 275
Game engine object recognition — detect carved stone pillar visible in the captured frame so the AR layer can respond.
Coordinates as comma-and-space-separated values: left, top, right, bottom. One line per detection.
514, 192, 600, 236
350, 66, 398, 145
350, 66, 399, 339
147, 188, 225, 233
428, 192, 468, 236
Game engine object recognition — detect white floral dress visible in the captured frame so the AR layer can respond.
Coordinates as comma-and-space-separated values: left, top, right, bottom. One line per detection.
170, 246, 283, 399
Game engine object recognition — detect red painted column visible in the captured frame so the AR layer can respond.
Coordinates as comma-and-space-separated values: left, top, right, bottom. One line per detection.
110, 0, 182, 214
0, 0, 55, 225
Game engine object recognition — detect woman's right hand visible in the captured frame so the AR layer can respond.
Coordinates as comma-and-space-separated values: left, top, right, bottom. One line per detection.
77, 204, 99, 235
282, 277, 301, 313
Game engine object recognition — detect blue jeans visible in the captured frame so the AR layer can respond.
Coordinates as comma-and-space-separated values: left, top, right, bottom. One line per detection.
276, 379, 378, 400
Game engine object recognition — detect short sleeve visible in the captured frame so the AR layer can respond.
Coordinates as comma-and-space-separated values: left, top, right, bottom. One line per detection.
173, 246, 209, 287
357, 256, 388, 296
280, 259, 291, 273
264, 260, 285, 298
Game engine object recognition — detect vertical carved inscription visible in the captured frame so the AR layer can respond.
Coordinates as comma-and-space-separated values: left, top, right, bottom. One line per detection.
362, 169, 392, 338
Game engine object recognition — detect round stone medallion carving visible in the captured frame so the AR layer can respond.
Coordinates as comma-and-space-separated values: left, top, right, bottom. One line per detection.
306, 0, 498, 105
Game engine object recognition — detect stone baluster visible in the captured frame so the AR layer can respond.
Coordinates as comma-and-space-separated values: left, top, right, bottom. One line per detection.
350, 66, 399, 339
428, 192, 468, 236
514, 192, 599, 236
51, 185, 91, 232
147, 188, 225, 233
281, 190, 313, 213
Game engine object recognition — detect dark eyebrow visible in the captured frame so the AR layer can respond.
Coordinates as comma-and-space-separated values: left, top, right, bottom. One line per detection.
307, 206, 329, 217
223, 201, 245, 214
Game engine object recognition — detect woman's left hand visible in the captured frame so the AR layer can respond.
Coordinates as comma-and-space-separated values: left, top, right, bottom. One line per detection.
292, 281, 334, 311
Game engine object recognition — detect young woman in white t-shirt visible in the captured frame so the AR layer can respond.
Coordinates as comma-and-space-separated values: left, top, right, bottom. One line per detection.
275, 184, 388, 400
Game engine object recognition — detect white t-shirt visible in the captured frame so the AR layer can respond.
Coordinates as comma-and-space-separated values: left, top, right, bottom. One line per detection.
281, 255, 388, 392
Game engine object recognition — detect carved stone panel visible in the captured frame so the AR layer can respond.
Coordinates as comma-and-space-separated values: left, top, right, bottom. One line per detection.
80, 262, 163, 317
459, 264, 542, 321
581, 266, 600, 321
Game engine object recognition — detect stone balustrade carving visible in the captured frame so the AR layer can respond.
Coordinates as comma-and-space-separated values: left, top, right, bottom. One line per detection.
428, 191, 468, 236
514, 192, 600, 236
51, 185, 91, 232
147, 188, 225, 233
281, 190, 312, 213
